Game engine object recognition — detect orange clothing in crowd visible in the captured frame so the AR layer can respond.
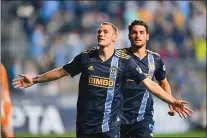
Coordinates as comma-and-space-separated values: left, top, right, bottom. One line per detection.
1, 63, 13, 138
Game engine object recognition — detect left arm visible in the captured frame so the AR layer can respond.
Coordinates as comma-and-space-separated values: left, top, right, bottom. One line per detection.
141, 78, 175, 104
159, 78, 175, 116
154, 55, 175, 116
159, 78, 171, 95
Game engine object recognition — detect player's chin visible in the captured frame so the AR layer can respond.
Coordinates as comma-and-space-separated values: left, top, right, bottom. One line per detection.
98, 43, 107, 47
134, 43, 144, 48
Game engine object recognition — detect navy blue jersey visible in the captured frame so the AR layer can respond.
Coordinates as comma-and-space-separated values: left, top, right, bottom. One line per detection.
63, 47, 146, 133
122, 48, 166, 124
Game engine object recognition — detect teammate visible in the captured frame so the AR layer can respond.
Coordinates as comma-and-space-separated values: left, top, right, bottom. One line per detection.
12, 22, 192, 138
1, 63, 14, 138
120, 20, 179, 138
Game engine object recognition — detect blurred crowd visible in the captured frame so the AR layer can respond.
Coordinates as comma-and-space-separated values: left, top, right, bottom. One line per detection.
1, 0, 206, 130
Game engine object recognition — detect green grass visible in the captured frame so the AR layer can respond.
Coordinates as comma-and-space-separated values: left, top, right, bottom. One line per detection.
15, 130, 206, 137
154, 130, 206, 137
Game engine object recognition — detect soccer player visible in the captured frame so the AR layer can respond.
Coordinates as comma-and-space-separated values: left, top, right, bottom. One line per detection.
1, 63, 14, 138
12, 22, 192, 138
120, 20, 181, 138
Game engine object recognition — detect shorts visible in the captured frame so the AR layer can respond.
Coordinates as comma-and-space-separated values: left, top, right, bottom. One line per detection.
120, 119, 155, 138
77, 126, 120, 138
77, 116, 121, 138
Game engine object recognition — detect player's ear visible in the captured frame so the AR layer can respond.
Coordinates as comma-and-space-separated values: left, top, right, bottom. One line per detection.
128, 34, 131, 40
147, 33, 149, 41
112, 34, 117, 42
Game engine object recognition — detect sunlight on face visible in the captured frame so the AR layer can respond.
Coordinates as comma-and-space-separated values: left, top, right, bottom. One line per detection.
97, 24, 117, 47
129, 25, 149, 48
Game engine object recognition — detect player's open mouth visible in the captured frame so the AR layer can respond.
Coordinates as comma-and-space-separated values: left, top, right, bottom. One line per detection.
98, 39, 104, 41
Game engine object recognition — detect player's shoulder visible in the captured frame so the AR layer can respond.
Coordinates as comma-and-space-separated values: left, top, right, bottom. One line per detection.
81, 46, 99, 54
115, 48, 130, 59
147, 49, 160, 58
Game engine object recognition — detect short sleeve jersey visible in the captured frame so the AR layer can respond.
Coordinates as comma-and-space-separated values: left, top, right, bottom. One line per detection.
122, 48, 166, 124
63, 47, 146, 133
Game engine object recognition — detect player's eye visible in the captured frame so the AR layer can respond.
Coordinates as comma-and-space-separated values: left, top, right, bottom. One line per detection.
104, 30, 108, 33
140, 31, 145, 34
98, 30, 101, 34
130, 31, 137, 35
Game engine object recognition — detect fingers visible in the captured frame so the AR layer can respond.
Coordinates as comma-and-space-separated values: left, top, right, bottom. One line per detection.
174, 109, 183, 118
18, 86, 25, 89
173, 100, 193, 119
19, 74, 26, 77
185, 107, 193, 113
174, 105, 193, 119
12, 78, 24, 89
12, 80, 21, 87
175, 108, 186, 119
181, 111, 186, 119
13, 82, 23, 88
183, 106, 193, 117
12, 80, 20, 85
183, 109, 191, 118
180, 100, 189, 104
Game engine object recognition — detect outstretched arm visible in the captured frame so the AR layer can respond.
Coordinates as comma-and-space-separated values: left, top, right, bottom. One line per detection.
141, 78, 193, 119
12, 68, 68, 89
142, 78, 175, 104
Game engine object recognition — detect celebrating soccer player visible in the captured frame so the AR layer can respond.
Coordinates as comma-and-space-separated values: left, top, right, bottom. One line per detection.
120, 20, 190, 138
13, 22, 193, 138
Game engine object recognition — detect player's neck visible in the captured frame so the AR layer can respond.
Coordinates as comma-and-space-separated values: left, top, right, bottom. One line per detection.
98, 45, 115, 62
130, 45, 147, 59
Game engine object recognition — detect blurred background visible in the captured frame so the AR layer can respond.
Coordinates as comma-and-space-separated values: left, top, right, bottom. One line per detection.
1, 0, 206, 137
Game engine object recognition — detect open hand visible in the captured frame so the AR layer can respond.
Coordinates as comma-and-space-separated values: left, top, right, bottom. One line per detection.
171, 100, 193, 119
12, 74, 33, 89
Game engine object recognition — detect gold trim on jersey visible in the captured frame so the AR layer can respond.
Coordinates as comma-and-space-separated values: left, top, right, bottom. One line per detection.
147, 49, 160, 56
115, 49, 130, 59
143, 73, 153, 79
82, 47, 98, 53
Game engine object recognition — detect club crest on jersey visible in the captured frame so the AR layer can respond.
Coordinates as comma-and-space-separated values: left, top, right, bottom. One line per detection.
110, 67, 117, 74
148, 64, 155, 72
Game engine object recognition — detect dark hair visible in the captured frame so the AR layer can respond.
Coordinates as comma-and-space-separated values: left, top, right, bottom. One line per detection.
128, 20, 149, 34
100, 22, 118, 34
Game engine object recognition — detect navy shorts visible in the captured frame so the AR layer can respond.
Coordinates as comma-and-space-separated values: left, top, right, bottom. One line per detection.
120, 119, 155, 138
77, 116, 121, 138
77, 126, 120, 138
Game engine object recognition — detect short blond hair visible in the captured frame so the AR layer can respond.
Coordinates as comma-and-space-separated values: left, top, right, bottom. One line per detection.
100, 22, 118, 34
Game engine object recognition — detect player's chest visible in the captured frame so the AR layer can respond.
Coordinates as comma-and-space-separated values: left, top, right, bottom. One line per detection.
135, 59, 156, 79
82, 61, 122, 77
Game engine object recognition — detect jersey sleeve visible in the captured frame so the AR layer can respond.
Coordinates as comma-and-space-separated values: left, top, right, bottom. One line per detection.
125, 58, 147, 84
62, 53, 83, 77
154, 57, 166, 81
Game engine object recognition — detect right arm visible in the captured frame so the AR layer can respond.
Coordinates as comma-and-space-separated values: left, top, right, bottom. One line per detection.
13, 52, 83, 89
33, 68, 68, 84
12, 68, 68, 89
